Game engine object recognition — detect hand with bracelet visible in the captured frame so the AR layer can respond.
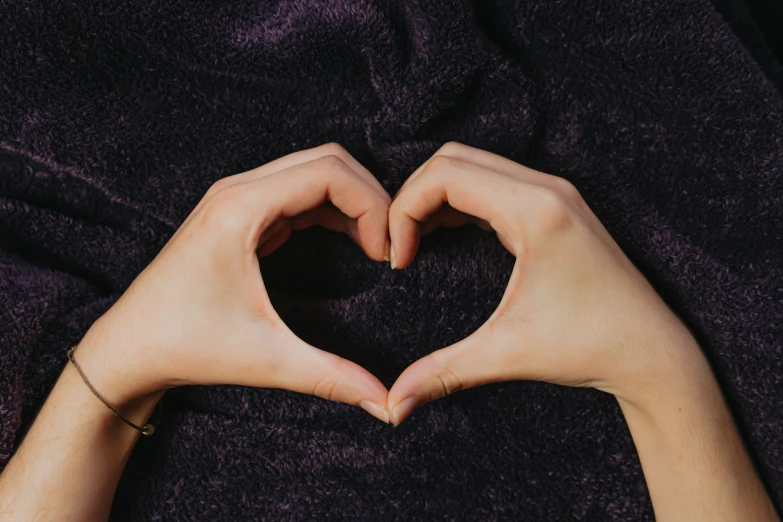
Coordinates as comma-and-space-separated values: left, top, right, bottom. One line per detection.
0, 142, 777, 521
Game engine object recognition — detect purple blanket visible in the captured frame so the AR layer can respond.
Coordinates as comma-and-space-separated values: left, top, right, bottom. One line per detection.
1, 1, 782, 520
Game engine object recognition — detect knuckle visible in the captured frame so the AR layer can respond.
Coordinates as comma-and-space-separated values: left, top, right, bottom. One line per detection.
204, 176, 235, 199
437, 141, 465, 156
433, 366, 463, 397
425, 154, 463, 175
388, 194, 407, 220
312, 356, 346, 402
318, 142, 348, 158
551, 176, 582, 204
313, 376, 338, 401
317, 153, 351, 177
200, 186, 245, 232
532, 186, 573, 232
428, 350, 464, 397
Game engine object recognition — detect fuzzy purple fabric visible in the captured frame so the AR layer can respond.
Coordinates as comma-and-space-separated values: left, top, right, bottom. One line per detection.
1, 1, 782, 520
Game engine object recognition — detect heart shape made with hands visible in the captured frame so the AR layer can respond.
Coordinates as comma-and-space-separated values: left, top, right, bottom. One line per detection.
247, 140, 638, 428
244, 141, 502, 427
75, 139, 693, 433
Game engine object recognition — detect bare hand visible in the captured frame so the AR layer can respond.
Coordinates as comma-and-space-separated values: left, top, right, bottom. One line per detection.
74, 143, 393, 423
386, 142, 704, 425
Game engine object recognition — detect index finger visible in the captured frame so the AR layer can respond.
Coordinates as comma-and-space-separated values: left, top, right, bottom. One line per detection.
388, 156, 524, 268
222, 154, 391, 261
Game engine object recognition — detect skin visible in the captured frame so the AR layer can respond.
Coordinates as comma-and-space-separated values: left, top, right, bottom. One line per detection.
0, 142, 777, 521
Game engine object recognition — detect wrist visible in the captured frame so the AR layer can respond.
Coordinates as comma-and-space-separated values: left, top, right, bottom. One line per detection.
609, 326, 719, 420
60, 356, 163, 436
609, 337, 777, 522
73, 318, 164, 409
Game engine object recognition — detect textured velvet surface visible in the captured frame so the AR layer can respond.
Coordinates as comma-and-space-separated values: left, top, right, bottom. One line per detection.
1, 1, 782, 520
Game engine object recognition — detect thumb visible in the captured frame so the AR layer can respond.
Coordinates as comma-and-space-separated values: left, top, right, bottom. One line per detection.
270, 337, 391, 424
387, 323, 514, 426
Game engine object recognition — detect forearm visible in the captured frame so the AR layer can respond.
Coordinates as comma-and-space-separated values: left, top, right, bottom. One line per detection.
617, 341, 778, 522
0, 354, 159, 522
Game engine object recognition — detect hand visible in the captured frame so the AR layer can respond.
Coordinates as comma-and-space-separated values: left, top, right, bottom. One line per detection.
74, 143, 393, 423
386, 142, 707, 425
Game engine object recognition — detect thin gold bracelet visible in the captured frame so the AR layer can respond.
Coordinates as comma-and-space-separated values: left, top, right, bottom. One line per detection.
67, 346, 161, 436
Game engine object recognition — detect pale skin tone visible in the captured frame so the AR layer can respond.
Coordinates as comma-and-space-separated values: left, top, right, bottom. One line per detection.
0, 142, 777, 521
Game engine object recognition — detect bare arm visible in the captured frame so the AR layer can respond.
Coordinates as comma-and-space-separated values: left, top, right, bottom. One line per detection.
617, 338, 777, 521
0, 361, 160, 521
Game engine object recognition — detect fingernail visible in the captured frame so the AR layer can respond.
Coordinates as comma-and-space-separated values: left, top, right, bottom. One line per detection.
390, 246, 397, 269
360, 400, 390, 424
391, 396, 417, 426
